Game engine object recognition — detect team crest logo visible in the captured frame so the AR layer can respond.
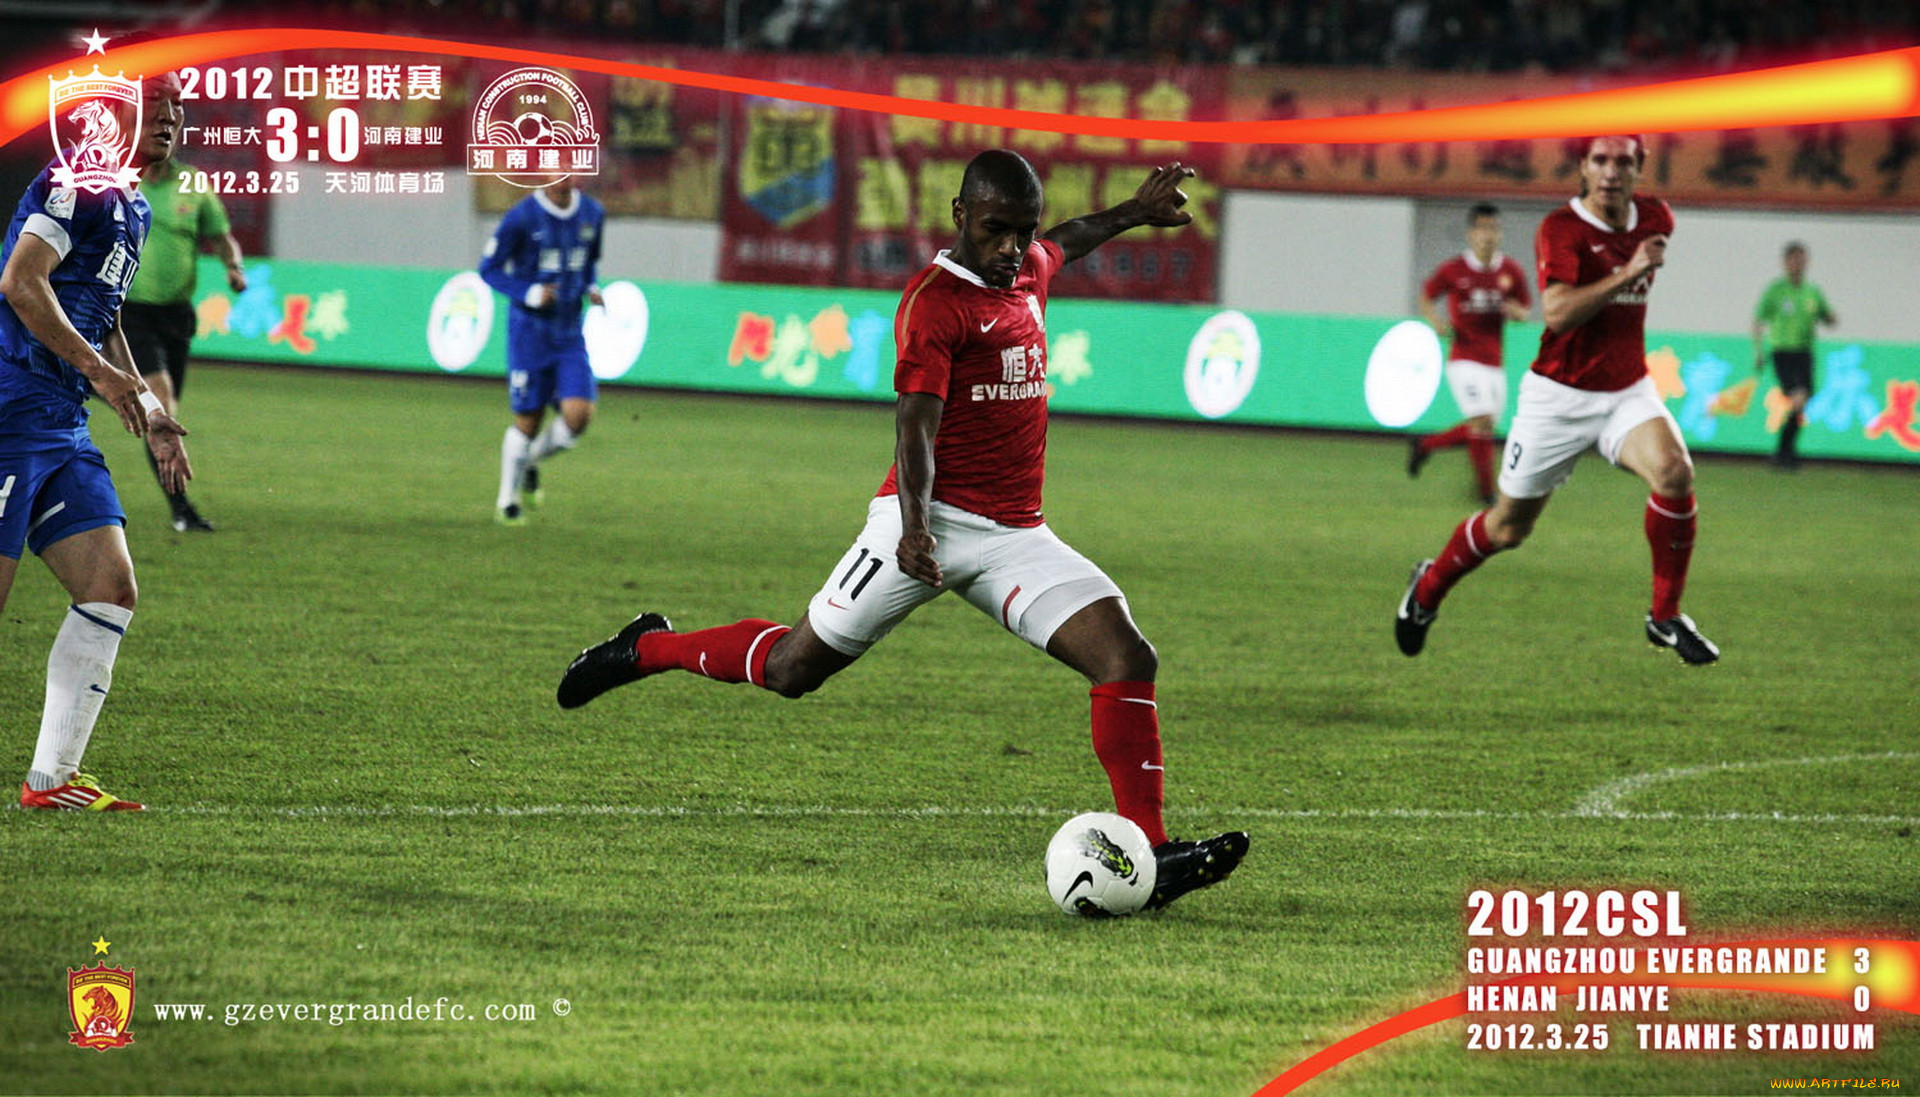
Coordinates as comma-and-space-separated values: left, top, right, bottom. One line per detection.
738, 95, 835, 228
467, 67, 600, 188
67, 963, 135, 1051
426, 272, 495, 372
48, 67, 142, 194
1184, 310, 1263, 420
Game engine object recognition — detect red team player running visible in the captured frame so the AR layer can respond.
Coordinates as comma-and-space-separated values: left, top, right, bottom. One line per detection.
1395, 136, 1720, 665
1408, 203, 1531, 503
558, 150, 1248, 910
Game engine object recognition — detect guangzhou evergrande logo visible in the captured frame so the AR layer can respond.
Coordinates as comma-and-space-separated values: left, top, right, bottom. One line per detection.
68, 962, 136, 1051
467, 67, 600, 188
48, 67, 143, 194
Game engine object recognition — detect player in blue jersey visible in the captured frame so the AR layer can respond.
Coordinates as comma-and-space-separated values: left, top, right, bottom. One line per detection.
2, 73, 191, 811
478, 176, 605, 524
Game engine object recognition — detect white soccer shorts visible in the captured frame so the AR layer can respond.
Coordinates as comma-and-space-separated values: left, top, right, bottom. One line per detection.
1498, 372, 1681, 499
1445, 359, 1508, 422
806, 497, 1126, 657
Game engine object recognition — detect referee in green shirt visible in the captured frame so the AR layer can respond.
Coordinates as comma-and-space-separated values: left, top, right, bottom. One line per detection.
1752, 241, 1837, 469
125, 155, 246, 531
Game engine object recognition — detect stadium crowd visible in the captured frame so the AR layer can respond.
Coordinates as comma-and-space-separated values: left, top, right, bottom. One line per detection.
263, 0, 1914, 73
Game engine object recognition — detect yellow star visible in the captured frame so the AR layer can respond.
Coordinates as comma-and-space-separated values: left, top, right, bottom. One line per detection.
91, 936, 111, 956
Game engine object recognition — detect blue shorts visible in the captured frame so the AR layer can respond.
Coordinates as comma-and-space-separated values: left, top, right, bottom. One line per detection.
507, 320, 596, 415
0, 425, 127, 560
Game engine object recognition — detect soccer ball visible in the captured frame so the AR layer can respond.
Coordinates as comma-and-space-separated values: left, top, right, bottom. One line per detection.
512, 111, 556, 144
1044, 812, 1157, 917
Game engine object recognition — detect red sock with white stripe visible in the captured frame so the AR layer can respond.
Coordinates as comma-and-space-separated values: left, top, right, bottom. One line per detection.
1414, 509, 1502, 609
635, 620, 790, 688
1419, 423, 1475, 451
1645, 492, 1697, 620
1089, 681, 1167, 846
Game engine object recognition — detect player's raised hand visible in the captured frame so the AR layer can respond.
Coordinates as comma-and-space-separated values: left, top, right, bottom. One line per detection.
896, 530, 943, 589
1131, 163, 1196, 228
145, 411, 193, 494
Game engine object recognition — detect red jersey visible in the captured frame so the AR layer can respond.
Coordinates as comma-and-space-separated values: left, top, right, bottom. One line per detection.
1422, 251, 1530, 366
877, 238, 1064, 527
1531, 195, 1674, 392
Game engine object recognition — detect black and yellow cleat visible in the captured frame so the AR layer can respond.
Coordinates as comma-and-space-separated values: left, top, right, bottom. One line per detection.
1144, 831, 1249, 911
557, 612, 673, 709
1645, 613, 1719, 665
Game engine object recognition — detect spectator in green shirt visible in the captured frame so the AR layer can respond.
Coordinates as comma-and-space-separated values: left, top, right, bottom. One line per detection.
124, 153, 246, 530
1752, 241, 1837, 469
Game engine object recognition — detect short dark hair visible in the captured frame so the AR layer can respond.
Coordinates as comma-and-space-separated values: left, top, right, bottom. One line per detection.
1467, 202, 1500, 223
1784, 240, 1808, 256
959, 149, 1042, 207
1580, 135, 1647, 166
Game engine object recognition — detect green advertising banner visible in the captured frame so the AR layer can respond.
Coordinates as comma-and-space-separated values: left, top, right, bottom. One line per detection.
188, 256, 1920, 465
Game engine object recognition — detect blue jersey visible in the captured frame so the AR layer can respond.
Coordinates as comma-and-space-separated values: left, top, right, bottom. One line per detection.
478, 188, 604, 335
0, 162, 149, 426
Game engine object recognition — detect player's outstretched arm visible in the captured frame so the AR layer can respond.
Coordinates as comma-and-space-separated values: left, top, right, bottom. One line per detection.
214, 230, 247, 293
105, 314, 192, 490
893, 393, 944, 589
0, 234, 149, 435
1041, 162, 1195, 264
1419, 293, 1451, 339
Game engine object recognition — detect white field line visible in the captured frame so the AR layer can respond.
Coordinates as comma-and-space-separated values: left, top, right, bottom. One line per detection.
144, 801, 1920, 827
1571, 750, 1920, 819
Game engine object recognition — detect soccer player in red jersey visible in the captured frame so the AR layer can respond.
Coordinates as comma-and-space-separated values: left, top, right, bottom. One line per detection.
558, 150, 1248, 910
1395, 136, 1719, 665
1407, 203, 1532, 503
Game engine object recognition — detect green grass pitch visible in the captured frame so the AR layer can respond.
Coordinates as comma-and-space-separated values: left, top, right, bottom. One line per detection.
2, 363, 1914, 1096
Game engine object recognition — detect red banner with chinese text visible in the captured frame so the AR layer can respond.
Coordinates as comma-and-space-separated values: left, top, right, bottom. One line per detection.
717, 54, 1226, 301
1221, 67, 1920, 210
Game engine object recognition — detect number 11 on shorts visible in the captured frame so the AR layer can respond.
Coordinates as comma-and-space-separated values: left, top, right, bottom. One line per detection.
839, 548, 883, 602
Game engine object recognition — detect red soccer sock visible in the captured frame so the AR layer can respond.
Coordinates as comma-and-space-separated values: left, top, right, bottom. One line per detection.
1467, 435, 1497, 499
635, 619, 790, 688
1420, 423, 1475, 451
1089, 681, 1167, 846
1645, 493, 1697, 620
1414, 509, 1501, 609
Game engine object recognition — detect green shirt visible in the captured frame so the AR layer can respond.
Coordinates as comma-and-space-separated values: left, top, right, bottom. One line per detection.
128, 160, 232, 306
1754, 277, 1832, 353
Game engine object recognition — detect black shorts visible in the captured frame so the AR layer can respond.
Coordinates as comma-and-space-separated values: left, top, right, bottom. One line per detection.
120, 301, 197, 396
1772, 349, 1814, 395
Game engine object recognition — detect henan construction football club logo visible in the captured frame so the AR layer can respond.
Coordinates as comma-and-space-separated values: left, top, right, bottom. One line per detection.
68, 961, 136, 1051
48, 67, 143, 195
467, 67, 600, 188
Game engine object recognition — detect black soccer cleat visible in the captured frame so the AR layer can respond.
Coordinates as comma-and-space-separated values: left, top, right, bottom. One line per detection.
557, 612, 673, 709
1395, 559, 1437, 656
1406, 437, 1431, 479
1645, 613, 1720, 665
1144, 831, 1250, 911
170, 497, 214, 533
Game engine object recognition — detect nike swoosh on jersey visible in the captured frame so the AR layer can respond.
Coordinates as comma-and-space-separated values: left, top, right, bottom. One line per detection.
1140, 761, 1165, 771
979, 318, 999, 332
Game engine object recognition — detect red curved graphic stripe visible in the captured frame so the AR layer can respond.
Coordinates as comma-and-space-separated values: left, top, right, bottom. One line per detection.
4, 31, 1919, 153
1252, 939, 1920, 1097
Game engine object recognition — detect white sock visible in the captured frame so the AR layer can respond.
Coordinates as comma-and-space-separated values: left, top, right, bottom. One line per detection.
527, 417, 577, 464
27, 602, 132, 790
498, 426, 533, 510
